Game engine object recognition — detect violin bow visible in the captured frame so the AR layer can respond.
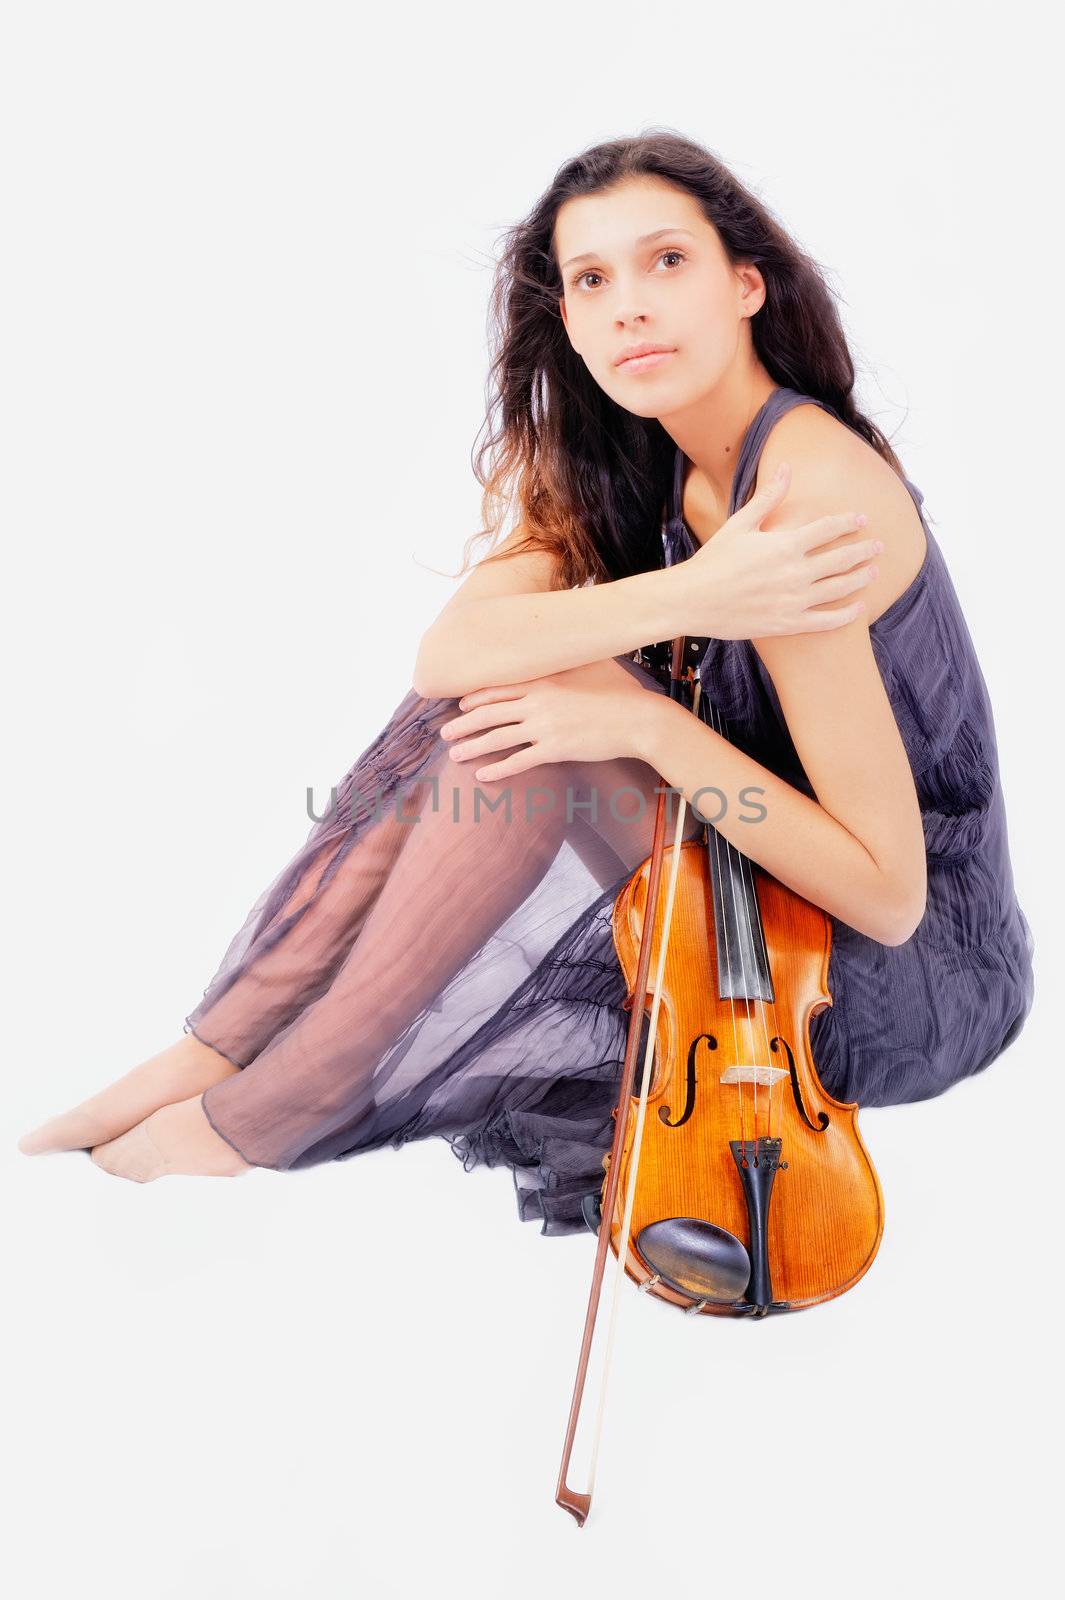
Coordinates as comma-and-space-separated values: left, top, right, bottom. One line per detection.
555, 635, 700, 1526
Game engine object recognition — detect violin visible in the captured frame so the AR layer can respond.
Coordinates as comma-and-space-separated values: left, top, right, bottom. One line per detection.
555, 633, 884, 1526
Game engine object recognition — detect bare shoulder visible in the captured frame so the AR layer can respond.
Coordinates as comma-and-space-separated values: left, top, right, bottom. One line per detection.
754, 400, 927, 628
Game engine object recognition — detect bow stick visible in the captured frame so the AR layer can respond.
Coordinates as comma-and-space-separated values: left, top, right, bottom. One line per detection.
555, 635, 701, 1526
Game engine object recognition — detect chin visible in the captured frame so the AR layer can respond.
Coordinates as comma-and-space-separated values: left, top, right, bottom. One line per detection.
618, 397, 671, 420
608, 381, 682, 419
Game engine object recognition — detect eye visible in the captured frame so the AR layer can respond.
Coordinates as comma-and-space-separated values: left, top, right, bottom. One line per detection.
570, 248, 687, 292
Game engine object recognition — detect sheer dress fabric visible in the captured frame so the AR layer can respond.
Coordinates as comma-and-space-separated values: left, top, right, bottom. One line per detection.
185, 386, 1035, 1235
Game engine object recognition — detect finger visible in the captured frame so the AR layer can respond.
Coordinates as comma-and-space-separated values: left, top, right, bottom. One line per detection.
794, 511, 869, 551
809, 536, 884, 577
457, 684, 529, 711
473, 748, 541, 782
806, 565, 879, 605
797, 598, 868, 630
440, 703, 519, 740
447, 725, 529, 761
733, 461, 792, 527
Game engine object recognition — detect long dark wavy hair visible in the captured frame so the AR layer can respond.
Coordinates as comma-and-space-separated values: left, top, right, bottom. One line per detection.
452, 128, 908, 592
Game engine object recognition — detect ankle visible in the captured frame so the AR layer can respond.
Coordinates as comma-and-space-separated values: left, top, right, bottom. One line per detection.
179, 1030, 238, 1072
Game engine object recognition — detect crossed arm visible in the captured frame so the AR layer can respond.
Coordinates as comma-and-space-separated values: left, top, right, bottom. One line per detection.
418, 405, 929, 947
627, 408, 928, 947
627, 683, 926, 947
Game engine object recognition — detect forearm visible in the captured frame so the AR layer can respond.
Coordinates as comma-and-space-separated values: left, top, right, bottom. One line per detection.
412, 567, 683, 699
631, 696, 923, 947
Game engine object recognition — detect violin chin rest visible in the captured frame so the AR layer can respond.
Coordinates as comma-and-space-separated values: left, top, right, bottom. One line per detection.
636, 1217, 752, 1303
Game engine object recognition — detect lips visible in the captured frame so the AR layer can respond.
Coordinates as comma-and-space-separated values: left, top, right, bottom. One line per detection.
616, 348, 676, 373
614, 342, 676, 366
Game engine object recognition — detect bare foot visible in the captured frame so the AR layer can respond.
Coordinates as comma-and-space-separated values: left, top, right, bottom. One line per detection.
90, 1094, 252, 1181
18, 1032, 242, 1156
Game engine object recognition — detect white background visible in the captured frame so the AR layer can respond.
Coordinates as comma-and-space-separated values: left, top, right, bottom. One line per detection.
3, 2, 1059, 1595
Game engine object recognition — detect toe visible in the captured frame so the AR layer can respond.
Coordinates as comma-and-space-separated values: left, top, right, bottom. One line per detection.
19, 1109, 113, 1156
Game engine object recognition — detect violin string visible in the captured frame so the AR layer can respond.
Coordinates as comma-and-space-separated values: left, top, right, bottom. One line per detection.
702, 692, 756, 1154
729, 749, 786, 1148
707, 692, 786, 1149
693, 681, 747, 1159
707, 692, 782, 1151
704, 689, 781, 1155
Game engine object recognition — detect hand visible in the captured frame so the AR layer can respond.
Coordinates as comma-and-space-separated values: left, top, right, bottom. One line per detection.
677, 462, 882, 640
437, 658, 660, 780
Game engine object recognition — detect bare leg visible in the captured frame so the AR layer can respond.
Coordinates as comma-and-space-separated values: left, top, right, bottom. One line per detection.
17, 1034, 241, 1155
79, 738, 573, 1180
48, 671, 694, 1178
17, 801, 414, 1157
84, 767, 682, 1184
194, 736, 701, 1172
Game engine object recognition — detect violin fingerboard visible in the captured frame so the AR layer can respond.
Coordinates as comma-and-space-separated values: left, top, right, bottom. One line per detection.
706, 840, 774, 1003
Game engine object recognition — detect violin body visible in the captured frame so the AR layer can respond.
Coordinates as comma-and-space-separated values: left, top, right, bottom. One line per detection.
607, 837, 884, 1316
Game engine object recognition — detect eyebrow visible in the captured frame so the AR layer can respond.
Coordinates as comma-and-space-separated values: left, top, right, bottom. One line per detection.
560, 226, 697, 272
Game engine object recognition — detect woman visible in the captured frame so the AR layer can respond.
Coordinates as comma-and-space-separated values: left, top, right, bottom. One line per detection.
19, 132, 1035, 1231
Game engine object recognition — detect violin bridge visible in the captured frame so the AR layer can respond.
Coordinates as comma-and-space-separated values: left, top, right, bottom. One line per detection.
719, 1065, 789, 1089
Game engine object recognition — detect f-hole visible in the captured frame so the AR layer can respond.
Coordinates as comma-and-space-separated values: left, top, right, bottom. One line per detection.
771, 1034, 830, 1132
660, 1032, 717, 1129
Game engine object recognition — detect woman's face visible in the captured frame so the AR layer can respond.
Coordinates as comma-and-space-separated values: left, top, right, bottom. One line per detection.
554, 176, 765, 420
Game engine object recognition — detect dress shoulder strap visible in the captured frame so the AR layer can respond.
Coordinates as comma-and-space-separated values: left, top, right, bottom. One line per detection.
663, 384, 928, 570
727, 386, 839, 515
